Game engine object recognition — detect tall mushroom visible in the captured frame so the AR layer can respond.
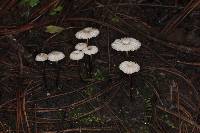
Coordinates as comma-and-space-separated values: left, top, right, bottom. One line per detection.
69, 50, 84, 79
48, 51, 65, 88
119, 61, 140, 100
82, 46, 98, 77
35, 53, 48, 89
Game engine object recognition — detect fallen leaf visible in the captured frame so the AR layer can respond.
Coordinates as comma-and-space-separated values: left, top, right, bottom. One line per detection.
45, 25, 64, 34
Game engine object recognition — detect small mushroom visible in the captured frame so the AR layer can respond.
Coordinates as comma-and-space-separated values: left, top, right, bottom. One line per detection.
48, 51, 65, 88
48, 51, 65, 62
75, 27, 100, 44
111, 37, 141, 57
35, 53, 48, 62
69, 50, 84, 80
75, 43, 88, 51
69, 50, 84, 61
119, 61, 140, 100
82, 46, 98, 55
75, 27, 100, 40
35, 53, 48, 89
82, 46, 99, 76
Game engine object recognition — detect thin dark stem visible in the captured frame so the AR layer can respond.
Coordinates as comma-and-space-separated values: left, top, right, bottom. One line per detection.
126, 51, 131, 60
126, 51, 129, 58
107, 28, 111, 73
129, 75, 133, 101
78, 61, 82, 79
42, 62, 47, 89
88, 55, 93, 77
90, 55, 93, 75
77, 61, 84, 82
86, 39, 89, 45
55, 62, 60, 88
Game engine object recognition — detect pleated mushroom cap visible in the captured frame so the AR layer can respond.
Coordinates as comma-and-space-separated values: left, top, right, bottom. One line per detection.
82, 46, 98, 55
69, 50, 84, 61
35, 53, 48, 62
111, 37, 141, 52
75, 43, 88, 51
75, 27, 100, 39
48, 51, 65, 62
119, 61, 140, 74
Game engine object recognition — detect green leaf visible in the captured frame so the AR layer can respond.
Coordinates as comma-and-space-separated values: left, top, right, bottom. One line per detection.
29, 0, 40, 7
49, 5, 63, 16
45, 25, 64, 34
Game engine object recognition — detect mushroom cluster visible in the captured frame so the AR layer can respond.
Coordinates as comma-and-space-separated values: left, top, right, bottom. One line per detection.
70, 27, 100, 78
111, 37, 141, 100
35, 51, 65, 63
35, 51, 65, 94
35, 30, 141, 101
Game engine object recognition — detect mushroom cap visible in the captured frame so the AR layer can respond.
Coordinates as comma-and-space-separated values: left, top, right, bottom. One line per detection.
35, 53, 48, 62
75, 43, 88, 51
82, 46, 98, 55
111, 37, 141, 52
48, 51, 65, 62
119, 61, 140, 74
69, 50, 84, 61
75, 27, 100, 39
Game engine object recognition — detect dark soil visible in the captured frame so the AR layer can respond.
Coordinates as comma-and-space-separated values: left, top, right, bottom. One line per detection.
1, 0, 200, 133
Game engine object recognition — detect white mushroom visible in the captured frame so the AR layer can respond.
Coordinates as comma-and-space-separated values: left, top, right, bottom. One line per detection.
75, 43, 88, 51
82, 46, 98, 55
111, 37, 141, 52
48, 51, 65, 62
75, 27, 100, 40
119, 61, 140, 74
35, 53, 48, 62
46, 92, 51, 96
69, 50, 84, 61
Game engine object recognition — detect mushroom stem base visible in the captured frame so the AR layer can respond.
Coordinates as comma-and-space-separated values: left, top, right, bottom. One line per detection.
55, 63, 60, 88
42, 62, 47, 89
129, 75, 133, 101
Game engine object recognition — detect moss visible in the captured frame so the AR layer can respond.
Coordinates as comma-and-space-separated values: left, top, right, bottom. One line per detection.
19, 0, 40, 7
68, 108, 104, 126
93, 69, 105, 81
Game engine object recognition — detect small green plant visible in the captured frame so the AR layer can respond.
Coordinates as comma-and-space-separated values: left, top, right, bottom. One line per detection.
142, 97, 152, 129
93, 69, 105, 81
84, 86, 96, 96
111, 16, 120, 23
144, 97, 152, 113
138, 78, 153, 129
69, 108, 82, 119
79, 115, 104, 125
69, 108, 104, 125
19, 0, 40, 7
49, 5, 64, 16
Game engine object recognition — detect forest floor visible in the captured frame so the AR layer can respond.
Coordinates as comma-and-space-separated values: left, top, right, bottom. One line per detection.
1, 0, 200, 133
